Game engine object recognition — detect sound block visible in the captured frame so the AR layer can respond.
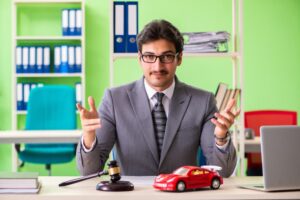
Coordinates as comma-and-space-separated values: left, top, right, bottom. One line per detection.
96, 181, 134, 191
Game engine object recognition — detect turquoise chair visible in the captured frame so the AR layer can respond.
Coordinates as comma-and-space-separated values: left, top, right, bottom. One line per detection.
16, 85, 77, 175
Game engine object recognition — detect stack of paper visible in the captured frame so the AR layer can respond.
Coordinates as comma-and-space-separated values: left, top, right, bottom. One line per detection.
0, 172, 41, 194
183, 31, 230, 53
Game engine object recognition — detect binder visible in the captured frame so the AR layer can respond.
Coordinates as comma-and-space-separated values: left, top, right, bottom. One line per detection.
16, 46, 22, 73
29, 47, 36, 73
69, 9, 76, 36
17, 83, 23, 110
43, 47, 50, 73
75, 46, 82, 72
22, 47, 29, 73
36, 47, 43, 73
125, 2, 138, 52
54, 46, 61, 73
75, 82, 82, 105
68, 46, 75, 73
30, 83, 37, 90
75, 9, 82, 36
23, 83, 30, 110
61, 45, 68, 73
114, 2, 126, 52
62, 9, 69, 36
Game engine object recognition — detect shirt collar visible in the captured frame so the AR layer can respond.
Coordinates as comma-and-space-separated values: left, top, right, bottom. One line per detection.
144, 78, 175, 100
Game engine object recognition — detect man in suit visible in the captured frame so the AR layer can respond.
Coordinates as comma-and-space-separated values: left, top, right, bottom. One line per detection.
76, 19, 239, 177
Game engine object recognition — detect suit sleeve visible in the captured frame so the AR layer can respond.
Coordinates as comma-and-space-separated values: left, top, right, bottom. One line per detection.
76, 89, 117, 176
200, 93, 237, 178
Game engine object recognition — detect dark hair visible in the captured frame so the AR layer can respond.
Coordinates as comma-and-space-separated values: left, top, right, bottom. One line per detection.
137, 19, 184, 53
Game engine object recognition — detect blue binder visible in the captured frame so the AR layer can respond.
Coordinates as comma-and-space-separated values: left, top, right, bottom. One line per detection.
114, 2, 126, 52
29, 46, 36, 73
54, 46, 61, 73
22, 47, 29, 73
62, 9, 69, 36
69, 9, 76, 36
68, 46, 75, 73
61, 45, 68, 73
43, 47, 50, 73
17, 83, 24, 110
75, 9, 82, 36
16, 46, 23, 73
125, 2, 138, 52
75, 46, 82, 72
23, 83, 31, 110
36, 47, 43, 73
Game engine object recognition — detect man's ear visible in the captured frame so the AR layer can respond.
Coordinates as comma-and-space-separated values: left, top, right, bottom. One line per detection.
177, 52, 183, 66
138, 51, 142, 65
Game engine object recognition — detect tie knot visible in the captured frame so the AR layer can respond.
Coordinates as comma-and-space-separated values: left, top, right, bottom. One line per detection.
155, 92, 164, 104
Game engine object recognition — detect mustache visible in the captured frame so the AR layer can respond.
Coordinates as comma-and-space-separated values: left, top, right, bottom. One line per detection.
150, 70, 168, 75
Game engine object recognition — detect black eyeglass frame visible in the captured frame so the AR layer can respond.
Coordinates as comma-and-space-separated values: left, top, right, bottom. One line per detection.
140, 53, 179, 64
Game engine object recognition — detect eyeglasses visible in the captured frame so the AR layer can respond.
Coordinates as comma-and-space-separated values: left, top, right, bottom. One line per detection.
141, 53, 179, 64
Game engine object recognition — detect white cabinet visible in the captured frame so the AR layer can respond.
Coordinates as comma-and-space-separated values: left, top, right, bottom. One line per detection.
11, 0, 86, 171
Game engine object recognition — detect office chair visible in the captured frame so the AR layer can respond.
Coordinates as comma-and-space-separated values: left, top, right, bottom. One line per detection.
16, 85, 77, 175
244, 110, 297, 176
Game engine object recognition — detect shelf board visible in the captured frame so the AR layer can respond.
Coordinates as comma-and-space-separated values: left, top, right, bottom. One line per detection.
113, 52, 239, 60
17, 111, 80, 114
16, 73, 83, 78
16, 36, 82, 41
14, 0, 82, 4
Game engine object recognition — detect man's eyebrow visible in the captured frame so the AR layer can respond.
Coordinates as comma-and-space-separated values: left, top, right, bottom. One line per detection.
142, 50, 176, 55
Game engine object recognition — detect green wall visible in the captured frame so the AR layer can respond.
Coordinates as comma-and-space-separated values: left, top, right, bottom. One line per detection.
0, 0, 299, 175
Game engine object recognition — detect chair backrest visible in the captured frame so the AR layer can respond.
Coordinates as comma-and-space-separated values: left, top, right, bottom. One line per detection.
244, 110, 297, 137
244, 110, 297, 172
26, 85, 76, 130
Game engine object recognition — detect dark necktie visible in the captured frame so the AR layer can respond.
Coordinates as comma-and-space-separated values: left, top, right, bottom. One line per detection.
152, 92, 167, 157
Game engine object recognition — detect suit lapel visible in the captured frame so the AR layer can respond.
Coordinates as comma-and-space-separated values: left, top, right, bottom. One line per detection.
127, 78, 159, 165
159, 81, 191, 167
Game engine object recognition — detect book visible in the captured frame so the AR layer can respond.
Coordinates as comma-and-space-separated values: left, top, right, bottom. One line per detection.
215, 82, 228, 110
0, 172, 38, 189
0, 182, 41, 194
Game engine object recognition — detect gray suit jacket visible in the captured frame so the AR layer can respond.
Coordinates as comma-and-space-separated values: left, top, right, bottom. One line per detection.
76, 77, 237, 177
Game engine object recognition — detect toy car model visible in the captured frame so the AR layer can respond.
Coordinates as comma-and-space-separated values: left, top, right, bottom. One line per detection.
153, 165, 223, 192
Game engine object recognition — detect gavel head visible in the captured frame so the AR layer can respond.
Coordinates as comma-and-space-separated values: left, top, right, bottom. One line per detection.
107, 160, 121, 183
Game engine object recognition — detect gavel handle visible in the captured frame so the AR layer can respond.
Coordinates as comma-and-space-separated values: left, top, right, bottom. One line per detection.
59, 170, 108, 187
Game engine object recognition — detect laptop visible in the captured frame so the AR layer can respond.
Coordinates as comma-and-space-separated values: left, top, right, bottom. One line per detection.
240, 125, 300, 192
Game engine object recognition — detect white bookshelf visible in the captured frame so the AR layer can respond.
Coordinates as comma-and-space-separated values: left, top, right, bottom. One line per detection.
11, 0, 86, 171
109, 0, 245, 175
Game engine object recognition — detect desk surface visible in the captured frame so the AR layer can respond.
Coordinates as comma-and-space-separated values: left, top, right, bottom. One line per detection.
0, 130, 81, 143
2, 176, 300, 200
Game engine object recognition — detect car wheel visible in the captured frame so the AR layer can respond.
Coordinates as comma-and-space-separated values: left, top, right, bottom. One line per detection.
176, 181, 186, 192
211, 178, 220, 189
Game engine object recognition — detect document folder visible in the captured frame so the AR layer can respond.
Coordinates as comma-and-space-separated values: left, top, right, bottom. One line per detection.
69, 10, 76, 36
68, 46, 75, 73
22, 47, 29, 73
17, 83, 23, 110
16, 46, 22, 73
125, 2, 138, 52
61, 45, 68, 73
75, 46, 82, 72
29, 47, 36, 73
54, 46, 61, 73
114, 2, 126, 52
75, 9, 82, 36
62, 9, 69, 36
36, 47, 43, 73
23, 83, 30, 110
43, 47, 50, 73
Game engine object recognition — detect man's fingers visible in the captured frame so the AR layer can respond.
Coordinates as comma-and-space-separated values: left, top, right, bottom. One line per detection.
88, 96, 97, 112
76, 103, 86, 112
83, 118, 101, 126
84, 124, 102, 132
211, 118, 227, 131
225, 98, 236, 112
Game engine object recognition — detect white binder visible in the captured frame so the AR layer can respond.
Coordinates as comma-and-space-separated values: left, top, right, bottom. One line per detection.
61, 45, 68, 73
69, 10, 76, 35
23, 83, 31, 110
43, 47, 50, 73
75, 46, 82, 72
16, 46, 22, 73
75, 82, 82, 104
36, 47, 43, 73
22, 47, 29, 73
54, 46, 61, 73
75, 9, 82, 36
68, 46, 75, 73
29, 47, 36, 73
62, 9, 69, 36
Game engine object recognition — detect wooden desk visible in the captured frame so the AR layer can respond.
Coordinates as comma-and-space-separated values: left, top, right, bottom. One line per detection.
0, 130, 82, 171
2, 176, 300, 200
